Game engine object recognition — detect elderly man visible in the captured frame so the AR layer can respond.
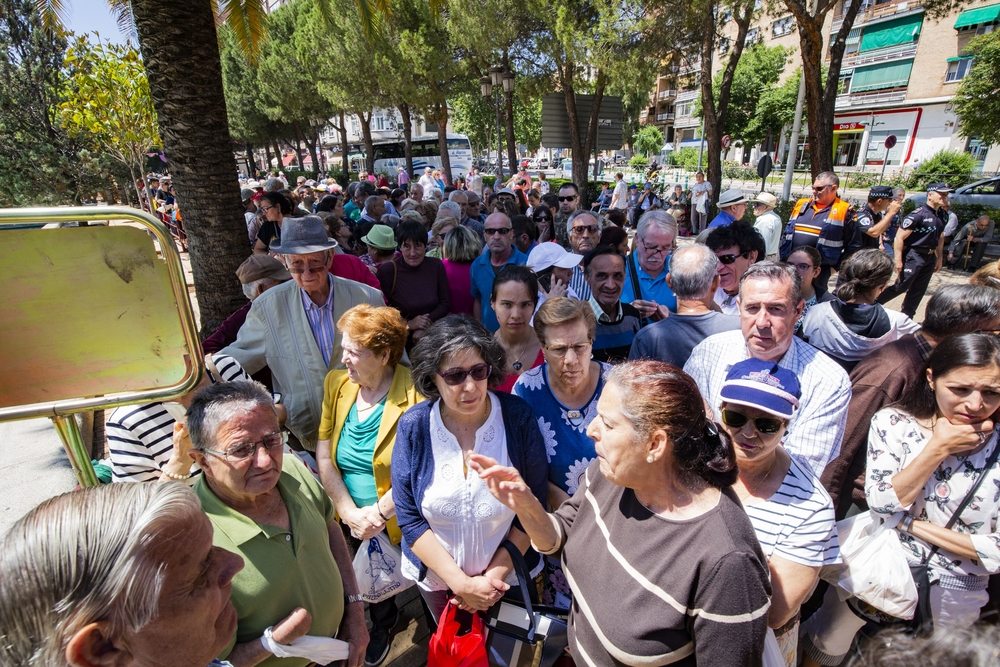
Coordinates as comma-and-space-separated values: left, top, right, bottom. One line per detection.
779, 171, 860, 291
0, 483, 259, 667
622, 210, 678, 321
629, 244, 740, 367
466, 190, 486, 222
410, 182, 424, 203
684, 262, 851, 476
949, 214, 995, 271
467, 165, 483, 195
609, 172, 628, 212
708, 189, 747, 229
396, 166, 410, 192
822, 284, 1000, 517
189, 381, 368, 667
418, 167, 436, 192
584, 245, 642, 363
751, 192, 782, 260
690, 171, 712, 233
203, 255, 292, 356
449, 189, 484, 239
470, 212, 528, 331
705, 221, 766, 314
554, 182, 581, 248
876, 182, 953, 317
359, 195, 385, 227
566, 209, 603, 301
223, 216, 384, 452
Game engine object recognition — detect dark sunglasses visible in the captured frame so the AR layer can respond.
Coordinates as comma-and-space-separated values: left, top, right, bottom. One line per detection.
437, 363, 492, 386
558, 195, 578, 202
721, 409, 784, 435
485, 227, 512, 236
717, 251, 751, 265
572, 225, 599, 235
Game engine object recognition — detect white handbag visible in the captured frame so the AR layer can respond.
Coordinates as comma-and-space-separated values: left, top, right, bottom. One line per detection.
833, 511, 918, 620
352, 531, 414, 603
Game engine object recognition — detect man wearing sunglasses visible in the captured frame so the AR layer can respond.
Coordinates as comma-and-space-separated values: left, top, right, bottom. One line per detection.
470, 212, 528, 331
705, 221, 766, 315
779, 171, 860, 292
223, 216, 386, 452
554, 182, 581, 248
685, 261, 851, 477
566, 209, 603, 301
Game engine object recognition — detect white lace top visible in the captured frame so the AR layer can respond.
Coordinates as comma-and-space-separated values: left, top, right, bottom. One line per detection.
403, 392, 516, 591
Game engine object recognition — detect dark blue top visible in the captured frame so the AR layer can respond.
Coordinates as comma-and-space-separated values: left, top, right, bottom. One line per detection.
391, 391, 549, 582
708, 210, 736, 228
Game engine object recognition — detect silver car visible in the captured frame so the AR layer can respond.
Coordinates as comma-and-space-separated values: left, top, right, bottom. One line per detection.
908, 176, 1000, 208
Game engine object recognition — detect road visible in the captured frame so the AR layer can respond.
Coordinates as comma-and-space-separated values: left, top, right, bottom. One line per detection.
0, 418, 77, 534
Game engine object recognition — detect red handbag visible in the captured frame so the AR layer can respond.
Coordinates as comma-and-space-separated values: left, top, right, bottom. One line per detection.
428, 600, 489, 667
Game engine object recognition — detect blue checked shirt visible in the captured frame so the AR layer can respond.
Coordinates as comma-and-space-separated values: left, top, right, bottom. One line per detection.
301, 274, 337, 367
684, 329, 852, 477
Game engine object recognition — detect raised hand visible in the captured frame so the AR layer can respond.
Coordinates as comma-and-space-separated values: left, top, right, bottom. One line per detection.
467, 452, 535, 512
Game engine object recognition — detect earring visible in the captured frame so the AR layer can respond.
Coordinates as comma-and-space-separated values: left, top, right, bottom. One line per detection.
646, 454, 655, 463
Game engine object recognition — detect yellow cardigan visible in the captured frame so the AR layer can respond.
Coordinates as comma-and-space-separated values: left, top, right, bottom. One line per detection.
317, 364, 421, 545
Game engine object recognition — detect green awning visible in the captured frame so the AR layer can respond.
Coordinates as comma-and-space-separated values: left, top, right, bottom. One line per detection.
954, 4, 1000, 29
946, 55, 974, 62
859, 14, 924, 52
851, 59, 914, 92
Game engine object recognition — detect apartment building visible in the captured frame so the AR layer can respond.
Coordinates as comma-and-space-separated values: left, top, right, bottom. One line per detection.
643, 0, 1000, 173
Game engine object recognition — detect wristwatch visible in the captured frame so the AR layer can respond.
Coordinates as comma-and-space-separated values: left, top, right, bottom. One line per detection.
346, 593, 365, 605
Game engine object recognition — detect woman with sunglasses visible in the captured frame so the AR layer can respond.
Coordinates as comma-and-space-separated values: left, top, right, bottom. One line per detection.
532, 206, 555, 243
802, 333, 1000, 666
787, 245, 834, 335
718, 359, 840, 666
391, 315, 548, 621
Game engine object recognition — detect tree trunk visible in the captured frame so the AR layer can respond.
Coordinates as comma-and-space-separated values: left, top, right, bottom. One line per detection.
397, 102, 414, 180
271, 139, 281, 172
357, 110, 375, 173
436, 102, 452, 186
291, 127, 306, 171
131, 0, 248, 335
559, 60, 586, 196
300, 122, 321, 177
338, 112, 349, 175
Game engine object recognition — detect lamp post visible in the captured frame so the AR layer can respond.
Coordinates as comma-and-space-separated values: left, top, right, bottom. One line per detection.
480, 65, 513, 182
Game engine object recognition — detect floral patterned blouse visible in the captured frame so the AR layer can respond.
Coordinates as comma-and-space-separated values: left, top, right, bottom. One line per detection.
866, 407, 1000, 579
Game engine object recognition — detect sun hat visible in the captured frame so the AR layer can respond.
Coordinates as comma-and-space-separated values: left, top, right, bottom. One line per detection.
526, 242, 584, 272
235, 254, 291, 284
718, 188, 747, 207
360, 224, 397, 251
719, 358, 801, 420
268, 216, 338, 254
240, 188, 255, 203
753, 192, 777, 208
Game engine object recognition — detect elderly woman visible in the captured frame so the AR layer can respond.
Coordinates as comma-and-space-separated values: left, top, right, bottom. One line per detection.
377, 220, 450, 344
492, 266, 544, 393
802, 333, 1000, 667
420, 199, 440, 229
471, 360, 771, 664
513, 298, 609, 506
316, 305, 421, 667
442, 226, 482, 316
188, 381, 369, 667
359, 224, 398, 270
426, 215, 458, 259
718, 359, 840, 665
391, 316, 548, 620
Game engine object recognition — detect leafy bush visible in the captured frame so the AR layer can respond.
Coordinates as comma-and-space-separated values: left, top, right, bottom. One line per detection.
844, 171, 877, 189
722, 161, 757, 181
629, 155, 649, 169
668, 147, 701, 171
906, 150, 978, 190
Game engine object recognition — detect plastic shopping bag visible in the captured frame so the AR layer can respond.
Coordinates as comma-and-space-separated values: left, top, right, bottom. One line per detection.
762, 628, 786, 667
352, 532, 414, 603
428, 601, 489, 667
834, 511, 917, 619
261, 628, 350, 663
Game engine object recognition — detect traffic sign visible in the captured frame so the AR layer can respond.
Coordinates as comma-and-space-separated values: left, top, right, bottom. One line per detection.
757, 154, 773, 180
721, 134, 732, 150
883, 134, 897, 150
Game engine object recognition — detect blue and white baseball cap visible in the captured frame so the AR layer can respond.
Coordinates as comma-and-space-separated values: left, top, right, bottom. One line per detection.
720, 359, 801, 419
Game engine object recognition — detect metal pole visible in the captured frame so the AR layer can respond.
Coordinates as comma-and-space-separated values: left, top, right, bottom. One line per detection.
51, 415, 100, 487
782, 71, 807, 201
495, 92, 504, 182
696, 118, 706, 172
879, 144, 889, 185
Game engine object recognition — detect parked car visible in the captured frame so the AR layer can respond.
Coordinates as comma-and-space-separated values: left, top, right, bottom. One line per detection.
537, 158, 549, 169
907, 176, 1000, 209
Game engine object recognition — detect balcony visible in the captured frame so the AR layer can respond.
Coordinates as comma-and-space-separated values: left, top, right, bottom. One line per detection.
832, 0, 924, 32
679, 59, 702, 75
835, 88, 907, 108
657, 89, 677, 100
675, 89, 700, 102
839, 43, 918, 68
656, 113, 676, 121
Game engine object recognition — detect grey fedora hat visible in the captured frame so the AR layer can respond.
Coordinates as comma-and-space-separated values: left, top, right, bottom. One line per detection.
269, 216, 338, 254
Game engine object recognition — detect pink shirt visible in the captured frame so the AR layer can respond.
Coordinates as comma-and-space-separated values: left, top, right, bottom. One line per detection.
443, 259, 475, 316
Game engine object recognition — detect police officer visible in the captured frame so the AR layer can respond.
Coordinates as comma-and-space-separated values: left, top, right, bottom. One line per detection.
779, 171, 861, 293
876, 182, 953, 318
856, 185, 902, 251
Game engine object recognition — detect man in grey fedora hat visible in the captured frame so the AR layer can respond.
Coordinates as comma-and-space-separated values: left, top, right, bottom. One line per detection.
223, 216, 385, 451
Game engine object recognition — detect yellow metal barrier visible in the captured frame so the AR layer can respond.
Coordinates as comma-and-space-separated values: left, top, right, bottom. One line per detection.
0, 206, 203, 486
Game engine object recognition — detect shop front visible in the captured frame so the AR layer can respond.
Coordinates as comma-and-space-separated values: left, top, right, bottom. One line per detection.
831, 109, 920, 169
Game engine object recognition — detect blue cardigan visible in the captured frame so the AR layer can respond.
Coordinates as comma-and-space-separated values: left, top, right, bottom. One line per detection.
391, 391, 549, 582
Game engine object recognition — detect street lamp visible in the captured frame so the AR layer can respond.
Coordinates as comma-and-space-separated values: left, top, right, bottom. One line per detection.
481, 65, 512, 181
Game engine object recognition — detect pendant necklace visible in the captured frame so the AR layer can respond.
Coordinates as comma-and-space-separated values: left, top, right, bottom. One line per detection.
505, 338, 532, 372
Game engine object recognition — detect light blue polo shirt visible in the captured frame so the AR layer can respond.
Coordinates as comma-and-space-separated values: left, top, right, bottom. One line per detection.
470, 246, 528, 331
621, 254, 677, 313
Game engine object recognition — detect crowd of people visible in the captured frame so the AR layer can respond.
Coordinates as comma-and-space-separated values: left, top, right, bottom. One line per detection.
4, 165, 1000, 667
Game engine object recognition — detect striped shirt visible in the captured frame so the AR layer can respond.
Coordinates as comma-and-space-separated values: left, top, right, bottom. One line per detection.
106, 355, 249, 483
302, 274, 337, 367
570, 265, 592, 302
744, 456, 841, 567
541, 462, 771, 666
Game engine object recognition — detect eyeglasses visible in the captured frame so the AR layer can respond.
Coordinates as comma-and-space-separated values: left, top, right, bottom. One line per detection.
572, 225, 599, 235
260, 204, 276, 213
720, 409, 784, 435
641, 242, 672, 257
287, 264, 327, 274
812, 184, 834, 193
437, 363, 492, 386
792, 262, 815, 272
717, 251, 751, 265
200, 431, 286, 462
543, 341, 592, 358
485, 227, 512, 236
558, 195, 578, 202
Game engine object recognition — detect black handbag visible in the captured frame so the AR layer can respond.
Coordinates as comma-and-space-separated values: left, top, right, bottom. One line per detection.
482, 541, 569, 667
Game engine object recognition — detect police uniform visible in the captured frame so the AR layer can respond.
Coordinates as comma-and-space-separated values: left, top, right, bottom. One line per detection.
876, 203, 945, 318
855, 204, 883, 251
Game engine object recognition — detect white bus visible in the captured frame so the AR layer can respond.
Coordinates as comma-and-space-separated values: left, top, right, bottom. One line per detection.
367, 134, 473, 180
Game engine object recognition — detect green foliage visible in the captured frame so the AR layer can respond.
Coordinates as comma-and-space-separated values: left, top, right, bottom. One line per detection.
668, 147, 702, 171
451, 89, 542, 155
906, 150, 979, 190
722, 161, 757, 181
629, 154, 649, 168
747, 69, 802, 151
219, 27, 292, 147
953, 31, 1000, 146
634, 125, 664, 157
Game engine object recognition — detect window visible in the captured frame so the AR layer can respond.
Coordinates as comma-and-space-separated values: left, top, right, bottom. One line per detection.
838, 71, 853, 94
374, 115, 386, 131
859, 14, 923, 52
850, 59, 913, 92
977, 23, 996, 35
946, 57, 975, 81
746, 27, 760, 44
718, 37, 731, 54
676, 102, 693, 117
773, 16, 795, 37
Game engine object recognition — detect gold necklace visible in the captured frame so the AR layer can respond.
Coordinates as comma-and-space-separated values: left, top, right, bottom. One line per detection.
740, 456, 776, 501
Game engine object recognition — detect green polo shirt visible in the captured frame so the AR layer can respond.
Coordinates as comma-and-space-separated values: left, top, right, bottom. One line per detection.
196, 457, 344, 667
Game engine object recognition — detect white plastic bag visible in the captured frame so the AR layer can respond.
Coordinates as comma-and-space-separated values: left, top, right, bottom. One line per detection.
762, 628, 786, 667
352, 531, 414, 603
834, 511, 917, 619
262, 628, 350, 663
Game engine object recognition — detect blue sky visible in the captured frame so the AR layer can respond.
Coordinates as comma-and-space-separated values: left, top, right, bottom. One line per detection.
64, 0, 133, 45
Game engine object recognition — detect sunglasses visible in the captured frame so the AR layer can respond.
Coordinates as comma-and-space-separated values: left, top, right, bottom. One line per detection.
717, 251, 750, 265
721, 409, 784, 435
812, 184, 834, 193
437, 363, 492, 386
572, 225, 599, 235
287, 264, 327, 274
485, 227, 512, 236
558, 195, 578, 202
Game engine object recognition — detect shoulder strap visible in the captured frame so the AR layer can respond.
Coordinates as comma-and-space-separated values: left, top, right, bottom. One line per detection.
390, 259, 398, 300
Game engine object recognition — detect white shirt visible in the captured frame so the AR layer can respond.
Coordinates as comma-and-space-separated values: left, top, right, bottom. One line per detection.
713, 286, 739, 315
611, 180, 628, 210
943, 211, 959, 238
684, 329, 852, 476
404, 393, 516, 591
538, 179, 550, 195
467, 173, 483, 195
754, 210, 783, 256
418, 174, 436, 192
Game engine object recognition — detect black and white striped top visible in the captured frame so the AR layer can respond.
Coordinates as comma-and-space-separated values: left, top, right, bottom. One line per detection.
541, 461, 771, 666
107, 354, 249, 483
